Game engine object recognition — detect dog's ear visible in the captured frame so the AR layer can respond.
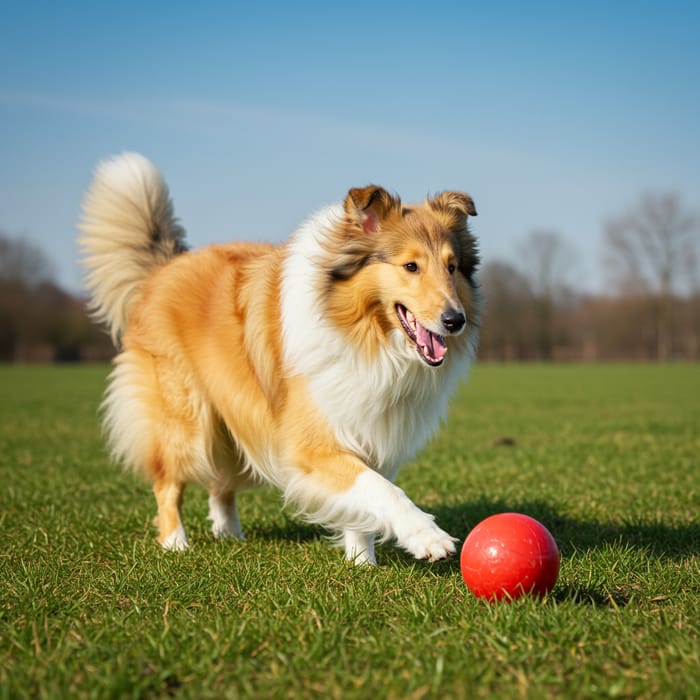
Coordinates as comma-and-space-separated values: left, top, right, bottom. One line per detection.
429, 191, 477, 224
344, 185, 400, 234
431, 192, 479, 282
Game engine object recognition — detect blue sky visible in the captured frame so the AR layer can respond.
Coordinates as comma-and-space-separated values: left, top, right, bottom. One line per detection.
1, 1, 699, 293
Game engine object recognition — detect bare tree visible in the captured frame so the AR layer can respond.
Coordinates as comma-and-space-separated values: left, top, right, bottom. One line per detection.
0, 232, 54, 287
0, 233, 56, 360
515, 230, 578, 360
479, 261, 533, 360
604, 193, 698, 360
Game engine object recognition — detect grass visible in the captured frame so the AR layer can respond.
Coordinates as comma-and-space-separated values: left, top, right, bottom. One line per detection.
1, 363, 698, 699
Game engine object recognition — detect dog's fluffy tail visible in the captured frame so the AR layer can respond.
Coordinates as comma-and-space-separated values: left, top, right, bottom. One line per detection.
78, 152, 187, 344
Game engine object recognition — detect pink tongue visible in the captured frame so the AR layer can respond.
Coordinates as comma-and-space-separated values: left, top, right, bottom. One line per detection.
416, 321, 447, 361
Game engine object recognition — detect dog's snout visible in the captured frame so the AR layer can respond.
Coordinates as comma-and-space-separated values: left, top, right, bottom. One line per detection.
441, 309, 466, 334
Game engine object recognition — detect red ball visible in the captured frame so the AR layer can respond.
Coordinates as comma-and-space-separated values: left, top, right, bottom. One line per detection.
460, 513, 560, 601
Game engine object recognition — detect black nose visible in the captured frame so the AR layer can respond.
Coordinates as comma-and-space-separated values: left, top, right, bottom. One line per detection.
441, 309, 466, 333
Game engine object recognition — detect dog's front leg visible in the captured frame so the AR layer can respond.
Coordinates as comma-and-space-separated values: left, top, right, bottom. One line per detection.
342, 467, 457, 562
282, 444, 456, 563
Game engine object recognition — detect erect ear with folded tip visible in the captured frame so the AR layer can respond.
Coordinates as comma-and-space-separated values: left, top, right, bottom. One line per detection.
429, 191, 478, 224
344, 185, 400, 234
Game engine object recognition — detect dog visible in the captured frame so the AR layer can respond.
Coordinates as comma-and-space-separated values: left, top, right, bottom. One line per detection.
79, 153, 480, 565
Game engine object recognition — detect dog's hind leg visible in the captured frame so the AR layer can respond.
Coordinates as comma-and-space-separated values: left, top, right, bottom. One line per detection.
206, 441, 256, 541
154, 478, 188, 550
208, 489, 245, 540
107, 350, 218, 551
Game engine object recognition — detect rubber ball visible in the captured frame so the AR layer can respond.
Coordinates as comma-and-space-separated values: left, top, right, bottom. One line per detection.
460, 513, 560, 601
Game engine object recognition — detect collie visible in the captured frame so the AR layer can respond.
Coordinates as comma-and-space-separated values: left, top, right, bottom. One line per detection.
79, 153, 480, 565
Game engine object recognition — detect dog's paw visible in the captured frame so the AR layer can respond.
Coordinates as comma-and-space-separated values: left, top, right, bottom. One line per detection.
160, 523, 189, 551
403, 525, 457, 562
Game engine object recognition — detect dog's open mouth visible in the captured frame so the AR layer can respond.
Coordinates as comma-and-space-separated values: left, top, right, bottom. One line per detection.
396, 304, 447, 367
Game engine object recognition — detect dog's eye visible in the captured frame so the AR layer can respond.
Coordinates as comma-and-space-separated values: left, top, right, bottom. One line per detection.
448, 263, 456, 274
404, 262, 419, 273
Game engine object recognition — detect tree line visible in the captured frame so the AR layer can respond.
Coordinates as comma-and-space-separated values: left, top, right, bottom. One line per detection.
479, 193, 699, 361
0, 235, 113, 362
1, 192, 698, 363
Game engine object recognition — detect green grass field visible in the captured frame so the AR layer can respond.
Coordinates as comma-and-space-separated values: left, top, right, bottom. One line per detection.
1, 364, 698, 699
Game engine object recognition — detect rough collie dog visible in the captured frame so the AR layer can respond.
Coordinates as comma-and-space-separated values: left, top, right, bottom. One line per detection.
79, 153, 480, 565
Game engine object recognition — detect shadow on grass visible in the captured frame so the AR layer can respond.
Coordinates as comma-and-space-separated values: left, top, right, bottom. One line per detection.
428, 497, 699, 561
246, 496, 698, 563
247, 518, 324, 544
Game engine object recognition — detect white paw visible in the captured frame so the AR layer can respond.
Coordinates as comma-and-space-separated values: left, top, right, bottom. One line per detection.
403, 524, 457, 562
161, 523, 189, 551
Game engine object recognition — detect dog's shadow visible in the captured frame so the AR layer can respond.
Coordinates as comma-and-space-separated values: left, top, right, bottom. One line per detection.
248, 518, 324, 545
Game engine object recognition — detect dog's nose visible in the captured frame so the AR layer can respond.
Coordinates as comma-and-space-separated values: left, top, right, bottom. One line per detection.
441, 309, 466, 334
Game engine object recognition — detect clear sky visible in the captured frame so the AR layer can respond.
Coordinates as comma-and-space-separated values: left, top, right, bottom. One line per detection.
1, 0, 699, 293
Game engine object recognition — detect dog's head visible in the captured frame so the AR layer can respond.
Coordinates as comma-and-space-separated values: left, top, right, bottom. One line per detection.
324, 185, 479, 366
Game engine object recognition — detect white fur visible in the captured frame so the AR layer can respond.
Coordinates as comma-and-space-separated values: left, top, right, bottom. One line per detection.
335, 471, 456, 562
281, 466, 456, 561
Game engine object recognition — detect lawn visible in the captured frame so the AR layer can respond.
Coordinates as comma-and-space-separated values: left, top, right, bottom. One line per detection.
1, 363, 698, 699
